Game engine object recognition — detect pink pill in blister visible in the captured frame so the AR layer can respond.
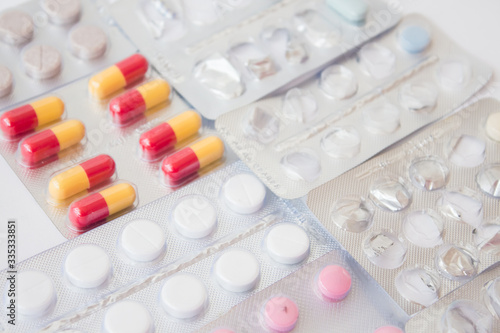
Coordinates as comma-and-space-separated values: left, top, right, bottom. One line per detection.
263, 296, 299, 332
317, 265, 352, 301
374, 326, 404, 333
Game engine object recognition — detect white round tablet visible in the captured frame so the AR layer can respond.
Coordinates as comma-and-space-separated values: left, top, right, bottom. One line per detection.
103, 300, 154, 333
265, 223, 310, 265
213, 249, 260, 292
119, 219, 166, 262
222, 174, 266, 214
160, 273, 208, 319
41, 0, 81, 25
0, 65, 13, 98
17, 270, 56, 317
0, 11, 34, 45
172, 195, 217, 239
69, 25, 107, 60
22, 44, 62, 79
64, 244, 111, 289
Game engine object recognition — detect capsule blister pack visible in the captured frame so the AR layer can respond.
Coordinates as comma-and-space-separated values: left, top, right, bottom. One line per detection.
0, 0, 137, 110
306, 98, 500, 315
108, 0, 401, 119
215, 14, 492, 199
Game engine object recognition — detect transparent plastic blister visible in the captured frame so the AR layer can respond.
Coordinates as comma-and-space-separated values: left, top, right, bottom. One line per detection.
215, 14, 492, 199
307, 98, 500, 315
0, 0, 137, 110
108, 0, 401, 119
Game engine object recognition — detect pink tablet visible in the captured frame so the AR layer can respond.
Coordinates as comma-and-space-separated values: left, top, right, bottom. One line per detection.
317, 265, 352, 301
263, 296, 299, 332
374, 326, 404, 333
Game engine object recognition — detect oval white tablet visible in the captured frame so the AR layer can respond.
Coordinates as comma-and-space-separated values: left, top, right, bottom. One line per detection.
214, 249, 260, 292
119, 219, 166, 262
223, 174, 266, 214
173, 195, 217, 239
160, 273, 208, 319
103, 300, 154, 333
17, 270, 56, 317
265, 223, 310, 265
64, 244, 111, 289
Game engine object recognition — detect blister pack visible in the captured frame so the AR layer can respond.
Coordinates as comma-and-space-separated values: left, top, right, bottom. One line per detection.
108, 0, 401, 119
215, 14, 492, 199
306, 98, 500, 315
0, 0, 137, 110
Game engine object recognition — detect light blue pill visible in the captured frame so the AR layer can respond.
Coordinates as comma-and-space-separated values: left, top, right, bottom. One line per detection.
326, 0, 368, 23
398, 25, 431, 54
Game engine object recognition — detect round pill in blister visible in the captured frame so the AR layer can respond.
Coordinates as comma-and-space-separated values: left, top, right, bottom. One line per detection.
222, 174, 266, 215
373, 326, 404, 333
22, 45, 62, 79
398, 25, 431, 54
160, 273, 208, 319
173, 195, 217, 239
486, 112, 500, 142
64, 244, 111, 289
317, 265, 351, 301
0, 11, 34, 45
265, 223, 310, 265
41, 0, 82, 25
119, 219, 166, 262
214, 249, 260, 293
0, 65, 13, 98
103, 300, 154, 333
17, 270, 56, 317
69, 25, 107, 60
263, 296, 299, 333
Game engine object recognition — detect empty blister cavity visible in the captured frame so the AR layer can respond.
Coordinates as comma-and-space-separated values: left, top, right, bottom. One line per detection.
193, 54, 244, 99
0, 65, 13, 98
118, 219, 166, 262
243, 106, 280, 144
438, 189, 483, 228
229, 42, 277, 80
482, 277, 500, 318
103, 300, 154, 333
403, 210, 444, 248
69, 25, 108, 60
399, 81, 438, 113
222, 173, 266, 215
326, 0, 368, 23
42, 0, 81, 25
369, 175, 412, 212
363, 230, 407, 269
476, 164, 500, 197
140, 0, 186, 41
447, 135, 486, 168
474, 221, 500, 255
293, 10, 341, 48
280, 149, 321, 182
160, 273, 208, 319
22, 44, 62, 79
320, 65, 357, 100
64, 244, 111, 289
440, 300, 493, 333
282, 88, 318, 123
363, 103, 400, 134
213, 249, 260, 293
262, 296, 299, 333
435, 244, 479, 281
0, 10, 33, 45
330, 195, 374, 232
316, 265, 352, 302
409, 156, 449, 191
261, 27, 308, 65
264, 223, 310, 265
15, 270, 56, 317
485, 112, 500, 142
395, 267, 440, 307
436, 58, 471, 90
397, 24, 431, 54
172, 195, 217, 239
358, 43, 396, 80
321, 127, 361, 158
183, 0, 219, 26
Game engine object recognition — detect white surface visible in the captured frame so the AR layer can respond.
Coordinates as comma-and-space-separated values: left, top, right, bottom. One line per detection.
213, 249, 260, 292
172, 195, 217, 239
17, 270, 56, 317
486, 112, 500, 142
64, 244, 111, 289
103, 300, 154, 333
160, 273, 208, 319
265, 223, 310, 265
222, 173, 266, 214
119, 219, 166, 262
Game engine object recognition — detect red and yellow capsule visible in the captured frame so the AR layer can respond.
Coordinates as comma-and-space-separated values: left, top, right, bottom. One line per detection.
48, 155, 116, 201
161, 136, 224, 186
139, 110, 202, 161
109, 79, 170, 125
19, 120, 85, 167
88, 54, 148, 100
0, 96, 64, 139
68, 182, 136, 230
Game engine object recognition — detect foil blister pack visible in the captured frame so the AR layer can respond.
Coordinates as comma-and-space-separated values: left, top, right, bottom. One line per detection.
307, 98, 500, 315
108, 0, 400, 119
215, 14, 492, 199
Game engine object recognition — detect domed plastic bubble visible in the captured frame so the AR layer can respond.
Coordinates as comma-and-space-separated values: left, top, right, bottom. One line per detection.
293, 10, 341, 48
230, 42, 277, 80
441, 300, 493, 333
482, 277, 500, 319
140, 0, 186, 41
399, 81, 438, 113
438, 188, 483, 228
435, 244, 479, 281
436, 57, 471, 90
321, 127, 361, 158
474, 220, 500, 255
476, 164, 500, 198
369, 175, 412, 212
403, 210, 443, 248
447, 135, 486, 168
261, 27, 308, 65
395, 267, 440, 307
409, 156, 449, 191
280, 149, 321, 182
319, 65, 357, 100
363, 103, 401, 134
282, 88, 318, 123
397, 24, 431, 54
363, 230, 407, 269
243, 107, 280, 144
358, 43, 396, 80
330, 195, 374, 232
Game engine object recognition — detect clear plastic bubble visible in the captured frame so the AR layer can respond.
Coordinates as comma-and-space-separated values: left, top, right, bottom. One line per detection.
183, 0, 219, 26
321, 127, 361, 158
436, 58, 471, 91
398, 81, 438, 113
403, 210, 443, 248
435, 244, 479, 281
261, 27, 308, 65
447, 135, 486, 168
230, 42, 277, 80
319, 65, 357, 100
440, 300, 493, 333
243, 107, 280, 144
282, 88, 318, 123
281, 149, 321, 182
363, 103, 401, 134
482, 277, 500, 319
409, 156, 449, 191
438, 188, 483, 228
330, 196, 374, 232
140, 0, 186, 41
293, 10, 341, 48
474, 221, 500, 255
395, 267, 440, 307
369, 175, 412, 212
358, 43, 396, 80
363, 230, 407, 269
476, 164, 500, 198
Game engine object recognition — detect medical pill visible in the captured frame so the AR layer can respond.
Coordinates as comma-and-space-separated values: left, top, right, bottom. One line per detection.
109, 79, 170, 125
139, 110, 202, 161
119, 219, 166, 262
486, 112, 500, 142
0, 96, 64, 138
89, 54, 148, 99
69, 25, 107, 60
42, 0, 81, 25
214, 249, 260, 293
317, 265, 352, 301
263, 296, 299, 333
0, 11, 33, 45
64, 244, 111, 288
326, 0, 368, 23
398, 25, 430, 54
68, 182, 136, 230
19, 119, 85, 166
172, 195, 217, 239
48, 154, 116, 201
161, 273, 208, 319
373, 326, 404, 333
222, 173, 266, 214
23, 45, 62, 79
17, 270, 56, 317
103, 300, 154, 333
0, 65, 13, 97
161, 136, 224, 186
265, 223, 310, 265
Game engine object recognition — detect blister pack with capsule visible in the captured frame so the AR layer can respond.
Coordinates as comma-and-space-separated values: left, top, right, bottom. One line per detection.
306, 98, 500, 315
0, 54, 233, 239
405, 262, 500, 333
215, 14, 492, 199
107, 0, 401, 119
0, 0, 137, 110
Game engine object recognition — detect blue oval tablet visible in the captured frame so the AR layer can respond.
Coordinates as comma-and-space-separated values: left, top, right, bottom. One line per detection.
398, 25, 431, 54
326, 0, 368, 23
